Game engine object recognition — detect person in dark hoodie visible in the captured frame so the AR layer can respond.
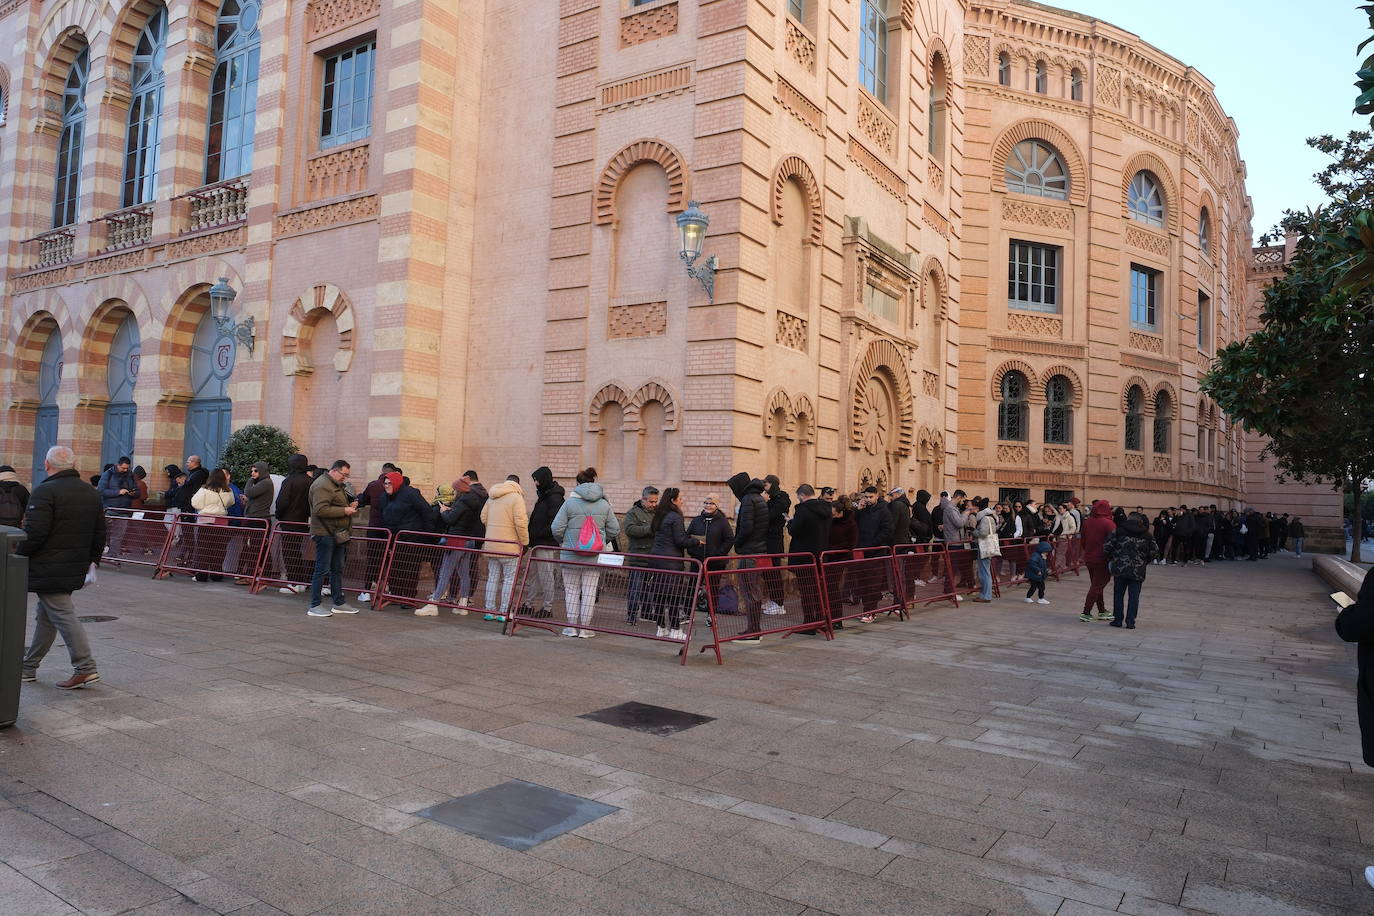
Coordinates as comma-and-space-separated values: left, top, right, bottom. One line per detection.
1102, 511, 1158, 628
378, 470, 433, 603
787, 484, 833, 632
887, 488, 912, 548
237, 460, 276, 583
431, 472, 488, 609
1023, 540, 1055, 604
727, 472, 769, 643
647, 488, 700, 639
762, 475, 791, 615
274, 454, 314, 590
522, 466, 565, 617
1079, 500, 1116, 622
1173, 505, 1197, 564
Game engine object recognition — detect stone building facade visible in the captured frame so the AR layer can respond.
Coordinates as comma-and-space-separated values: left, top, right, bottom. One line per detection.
0, 0, 1343, 544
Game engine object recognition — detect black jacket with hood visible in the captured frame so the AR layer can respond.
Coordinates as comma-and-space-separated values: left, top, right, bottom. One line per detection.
787, 497, 833, 558
687, 510, 733, 561
887, 495, 912, 547
440, 482, 488, 539
910, 490, 933, 542
764, 476, 791, 554
243, 461, 275, 519
727, 472, 768, 555
274, 454, 313, 523
528, 467, 565, 547
1103, 514, 1159, 581
856, 500, 893, 548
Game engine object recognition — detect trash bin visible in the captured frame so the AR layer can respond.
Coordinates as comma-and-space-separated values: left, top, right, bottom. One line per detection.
0, 526, 27, 729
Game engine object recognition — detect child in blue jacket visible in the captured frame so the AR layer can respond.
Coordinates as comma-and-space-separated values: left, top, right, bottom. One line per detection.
1024, 540, 1054, 604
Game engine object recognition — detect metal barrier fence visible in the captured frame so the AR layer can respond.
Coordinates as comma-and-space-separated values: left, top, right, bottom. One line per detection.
940, 541, 987, 597
1051, 534, 1082, 577
249, 521, 392, 597
375, 532, 523, 617
992, 537, 1031, 591
701, 553, 828, 662
893, 542, 959, 608
819, 547, 906, 625
508, 548, 705, 663
102, 507, 175, 571
155, 515, 269, 582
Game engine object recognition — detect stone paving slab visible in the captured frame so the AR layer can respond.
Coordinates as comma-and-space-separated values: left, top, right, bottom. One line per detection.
3, 553, 1374, 913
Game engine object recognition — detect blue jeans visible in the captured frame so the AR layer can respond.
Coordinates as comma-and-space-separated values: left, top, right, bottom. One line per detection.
976, 556, 993, 599
1293, 537, 1304, 557
1112, 577, 1142, 625
311, 535, 347, 608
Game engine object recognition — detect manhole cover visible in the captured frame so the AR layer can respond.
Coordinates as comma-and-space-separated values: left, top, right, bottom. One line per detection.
578, 700, 714, 736
416, 780, 618, 851
78, 616, 118, 623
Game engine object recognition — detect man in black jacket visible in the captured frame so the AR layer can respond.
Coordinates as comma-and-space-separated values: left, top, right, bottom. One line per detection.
854, 487, 894, 619
727, 472, 769, 641
271, 453, 313, 590
886, 488, 912, 548
762, 475, 791, 614
787, 485, 832, 631
524, 466, 565, 616
177, 455, 208, 512
20, 446, 106, 689
434, 472, 487, 608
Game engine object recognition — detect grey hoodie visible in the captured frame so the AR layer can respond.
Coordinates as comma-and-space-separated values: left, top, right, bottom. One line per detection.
243, 461, 275, 519
550, 482, 621, 561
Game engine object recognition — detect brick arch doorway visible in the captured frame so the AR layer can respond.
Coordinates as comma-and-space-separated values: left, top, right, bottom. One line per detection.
34, 327, 64, 483
185, 305, 233, 470
100, 311, 141, 467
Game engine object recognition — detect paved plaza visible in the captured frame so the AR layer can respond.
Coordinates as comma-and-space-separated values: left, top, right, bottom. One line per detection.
2, 554, 1372, 915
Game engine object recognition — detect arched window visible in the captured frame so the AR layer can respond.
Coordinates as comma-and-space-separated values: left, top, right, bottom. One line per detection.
1034, 59, 1047, 94
998, 52, 1010, 86
1152, 391, 1172, 454
1124, 386, 1144, 451
858, 0, 889, 103
1128, 171, 1165, 227
1004, 139, 1069, 200
928, 54, 947, 161
205, 0, 262, 183
1070, 68, 1083, 101
53, 47, 89, 227
997, 370, 1028, 441
1043, 375, 1072, 445
122, 6, 167, 207
1198, 207, 1211, 257
597, 402, 625, 478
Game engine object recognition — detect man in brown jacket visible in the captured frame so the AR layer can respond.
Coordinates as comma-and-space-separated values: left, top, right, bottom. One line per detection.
307, 459, 360, 618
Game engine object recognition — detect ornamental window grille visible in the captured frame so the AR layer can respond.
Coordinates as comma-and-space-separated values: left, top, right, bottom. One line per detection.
1004, 139, 1069, 200
998, 52, 1010, 86
1130, 264, 1159, 330
1035, 59, 1047, 93
1008, 240, 1060, 313
1043, 375, 1072, 445
122, 6, 167, 207
858, 0, 889, 103
997, 370, 1029, 441
1128, 170, 1165, 227
205, 0, 261, 183
1125, 386, 1144, 451
53, 47, 89, 227
320, 39, 376, 149
1152, 391, 1172, 454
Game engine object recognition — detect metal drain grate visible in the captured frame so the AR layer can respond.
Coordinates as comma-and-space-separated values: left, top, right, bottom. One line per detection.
416, 780, 618, 851
578, 700, 715, 736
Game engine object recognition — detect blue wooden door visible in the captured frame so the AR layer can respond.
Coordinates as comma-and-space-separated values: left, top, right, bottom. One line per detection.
101, 314, 140, 466
32, 331, 63, 483
183, 312, 233, 468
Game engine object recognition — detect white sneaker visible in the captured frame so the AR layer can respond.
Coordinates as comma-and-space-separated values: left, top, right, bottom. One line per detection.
292, 584, 307, 594
358, 591, 372, 603
1024, 597, 1035, 604
331, 604, 360, 615
655, 626, 667, 637
669, 629, 687, 640
561, 627, 578, 637
307, 606, 332, 617
913, 579, 927, 587
577, 630, 595, 638
322, 587, 331, 597
1364, 865, 1374, 889
1037, 598, 1050, 605
452, 604, 468, 616
415, 604, 439, 617
762, 601, 785, 616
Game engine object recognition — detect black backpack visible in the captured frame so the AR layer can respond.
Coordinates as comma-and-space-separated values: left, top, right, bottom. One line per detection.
0, 482, 25, 527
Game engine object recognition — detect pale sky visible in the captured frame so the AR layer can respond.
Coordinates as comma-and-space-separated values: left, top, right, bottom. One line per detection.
1061, 0, 1367, 235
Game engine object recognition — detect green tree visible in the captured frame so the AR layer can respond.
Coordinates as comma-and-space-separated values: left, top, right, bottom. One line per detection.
218, 424, 298, 488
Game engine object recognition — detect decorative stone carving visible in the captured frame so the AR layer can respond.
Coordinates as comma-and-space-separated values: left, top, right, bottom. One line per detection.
1125, 224, 1169, 258
964, 34, 990, 77
587, 383, 632, 431
594, 139, 689, 225
11, 265, 72, 293
928, 160, 944, 193
762, 388, 793, 438
281, 283, 357, 376
1044, 447, 1073, 467
785, 19, 815, 74
1124, 453, 1144, 472
307, 0, 380, 39
775, 311, 808, 351
1097, 65, 1121, 108
167, 226, 246, 260
922, 202, 949, 238
771, 156, 823, 245
1128, 330, 1164, 354
848, 138, 904, 199
275, 195, 379, 236
88, 247, 151, 275
627, 380, 679, 430
922, 370, 939, 398
1007, 311, 1062, 338
850, 338, 914, 456
306, 144, 370, 201
775, 77, 823, 135
620, 2, 677, 48
857, 92, 896, 158
997, 444, 1029, 464
599, 64, 693, 111
607, 301, 667, 339
1153, 455, 1171, 475
1002, 198, 1071, 230
992, 119, 1088, 205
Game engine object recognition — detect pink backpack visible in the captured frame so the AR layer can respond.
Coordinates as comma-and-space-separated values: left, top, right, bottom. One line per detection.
575, 515, 605, 552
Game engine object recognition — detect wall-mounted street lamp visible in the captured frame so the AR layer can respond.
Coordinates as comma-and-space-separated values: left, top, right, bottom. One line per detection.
209, 276, 256, 356
676, 200, 717, 303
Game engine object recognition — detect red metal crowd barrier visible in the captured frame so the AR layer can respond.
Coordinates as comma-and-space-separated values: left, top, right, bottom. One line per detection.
893, 542, 959, 609
700, 553, 828, 661
508, 547, 705, 663
249, 521, 391, 597
102, 507, 175, 571
155, 514, 269, 582
992, 537, 1031, 590
940, 540, 987, 597
1051, 534, 1082, 577
375, 532, 523, 616
819, 547, 906, 625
